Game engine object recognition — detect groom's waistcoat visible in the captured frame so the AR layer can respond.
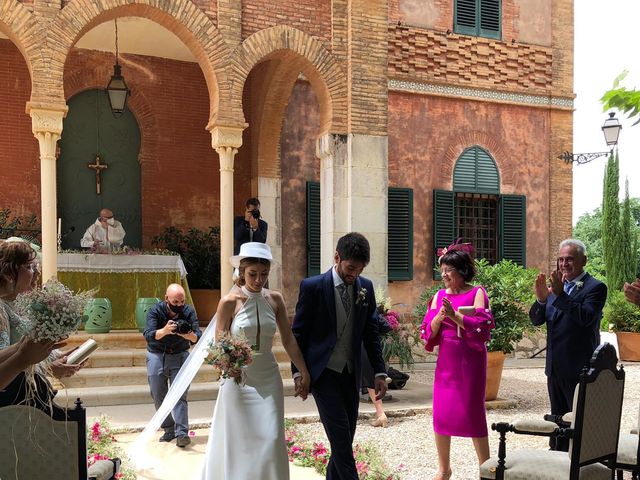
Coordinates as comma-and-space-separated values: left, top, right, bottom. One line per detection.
326, 284, 354, 374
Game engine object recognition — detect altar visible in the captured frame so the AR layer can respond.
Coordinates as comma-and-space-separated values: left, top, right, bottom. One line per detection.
57, 253, 193, 330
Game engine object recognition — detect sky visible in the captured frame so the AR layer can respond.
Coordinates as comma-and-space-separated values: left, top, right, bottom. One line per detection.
572, 0, 640, 225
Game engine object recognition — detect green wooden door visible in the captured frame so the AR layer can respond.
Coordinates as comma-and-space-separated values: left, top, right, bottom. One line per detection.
58, 89, 141, 249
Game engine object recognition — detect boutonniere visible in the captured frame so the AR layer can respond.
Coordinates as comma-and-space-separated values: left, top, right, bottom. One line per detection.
575, 281, 584, 290
356, 287, 368, 306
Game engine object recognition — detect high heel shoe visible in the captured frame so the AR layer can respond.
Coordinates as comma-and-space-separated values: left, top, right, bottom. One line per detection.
433, 469, 452, 480
369, 413, 388, 428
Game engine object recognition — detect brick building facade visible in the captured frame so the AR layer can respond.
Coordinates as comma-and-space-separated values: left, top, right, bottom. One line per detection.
0, 0, 574, 311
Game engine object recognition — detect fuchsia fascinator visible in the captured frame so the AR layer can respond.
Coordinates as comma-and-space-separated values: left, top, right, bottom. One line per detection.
436, 238, 474, 261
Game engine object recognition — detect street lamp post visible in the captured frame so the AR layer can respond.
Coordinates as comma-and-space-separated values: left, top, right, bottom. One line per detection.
558, 112, 622, 165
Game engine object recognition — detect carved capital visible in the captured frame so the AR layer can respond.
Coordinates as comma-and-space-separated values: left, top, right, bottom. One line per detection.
316, 133, 347, 160
27, 105, 68, 161
209, 124, 245, 150
216, 146, 238, 172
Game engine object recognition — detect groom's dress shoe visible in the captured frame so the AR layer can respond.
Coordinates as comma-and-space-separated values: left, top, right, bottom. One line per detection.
159, 432, 176, 442
176, 435, 191, 447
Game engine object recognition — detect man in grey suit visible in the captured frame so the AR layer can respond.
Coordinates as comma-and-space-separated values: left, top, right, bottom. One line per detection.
292, 233, 387, 479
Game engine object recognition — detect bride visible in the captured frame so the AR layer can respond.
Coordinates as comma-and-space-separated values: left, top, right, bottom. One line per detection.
200, 242, 311, 479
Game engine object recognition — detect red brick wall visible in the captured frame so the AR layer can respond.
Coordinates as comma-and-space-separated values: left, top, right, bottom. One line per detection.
387, 91, 550, 308
0, 39, 40, 219
63, 49, 218, 247
0, 40, 226, 247
241, 0, 332, 47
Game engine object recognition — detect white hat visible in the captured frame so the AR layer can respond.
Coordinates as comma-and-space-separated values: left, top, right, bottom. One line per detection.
230, 242, 273, 268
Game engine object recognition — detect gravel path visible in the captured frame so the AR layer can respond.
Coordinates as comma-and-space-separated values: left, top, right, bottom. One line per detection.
293, 364, 640, 480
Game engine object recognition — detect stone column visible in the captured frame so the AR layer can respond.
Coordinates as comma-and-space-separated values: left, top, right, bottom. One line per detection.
26, 103, 68, 282
210, 125, 244, 294
317, 133, 388, 289
257, 176, 281, 290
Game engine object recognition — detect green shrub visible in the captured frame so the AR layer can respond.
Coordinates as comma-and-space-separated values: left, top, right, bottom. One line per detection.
604, 289, 640, 333
152, 226, 221, 289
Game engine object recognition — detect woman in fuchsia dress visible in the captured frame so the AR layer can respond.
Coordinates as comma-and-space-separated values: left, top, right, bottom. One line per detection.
421, 242, 494, 480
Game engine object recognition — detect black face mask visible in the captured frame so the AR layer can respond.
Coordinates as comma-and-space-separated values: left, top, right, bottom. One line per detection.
168, 302, 184, 314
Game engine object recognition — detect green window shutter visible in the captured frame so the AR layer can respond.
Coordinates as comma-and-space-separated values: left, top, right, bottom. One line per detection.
306, 181, 321, 277
453, 146, 500, 194
455, 0, 478, 36
433, 189, 455, 280
455, 0, 501, 39
499, 194, 526, 266
388, 188, 413, 281
479, 0, 501, 39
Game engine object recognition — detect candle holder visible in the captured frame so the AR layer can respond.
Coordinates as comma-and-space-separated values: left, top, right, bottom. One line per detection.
57, 233, 62, 253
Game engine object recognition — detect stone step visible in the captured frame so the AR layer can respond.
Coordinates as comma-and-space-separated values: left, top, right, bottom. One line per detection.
63, 362, 294, 388
66, 330, 287, 353
55, 378, 297, 407
77, 346, 291, 368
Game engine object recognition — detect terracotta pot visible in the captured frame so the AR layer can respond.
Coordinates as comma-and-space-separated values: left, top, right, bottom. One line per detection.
191, 289, 221, 327
485, 351, 506, 401
615, 331, 640, 361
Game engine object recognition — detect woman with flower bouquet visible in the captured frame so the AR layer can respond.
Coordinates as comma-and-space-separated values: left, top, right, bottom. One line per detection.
200, 243, 311, 480
0, 240, 91, 409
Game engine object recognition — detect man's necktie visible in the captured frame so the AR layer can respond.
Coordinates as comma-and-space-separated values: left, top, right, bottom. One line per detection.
337, 283, 352, 318
564, 281, 575, 295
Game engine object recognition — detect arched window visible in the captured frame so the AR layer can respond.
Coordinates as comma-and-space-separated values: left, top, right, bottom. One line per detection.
433, 146, 525, 278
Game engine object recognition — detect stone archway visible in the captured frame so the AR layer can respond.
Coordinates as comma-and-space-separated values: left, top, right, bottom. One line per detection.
233, 25, 347, 139
232, 26, 347, 290
0, 2, 39, 86
43, 0, 238, 125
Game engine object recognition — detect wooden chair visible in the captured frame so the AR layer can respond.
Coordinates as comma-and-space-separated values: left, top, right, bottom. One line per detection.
0, 396, 118, 480
480, 343, 625, 480
614, 398, 639, 479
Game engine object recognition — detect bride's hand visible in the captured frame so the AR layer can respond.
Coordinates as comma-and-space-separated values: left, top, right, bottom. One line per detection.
294, 374, 310, 401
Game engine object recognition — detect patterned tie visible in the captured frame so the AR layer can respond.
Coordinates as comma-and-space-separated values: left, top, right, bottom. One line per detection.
337, 283, 352, 318
564, 281, 575, 295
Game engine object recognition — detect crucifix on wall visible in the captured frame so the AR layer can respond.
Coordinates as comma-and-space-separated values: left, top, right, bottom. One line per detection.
87, 154, 108, 195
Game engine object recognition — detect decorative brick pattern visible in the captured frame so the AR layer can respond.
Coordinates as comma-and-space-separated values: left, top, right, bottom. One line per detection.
388, 24, 554, 95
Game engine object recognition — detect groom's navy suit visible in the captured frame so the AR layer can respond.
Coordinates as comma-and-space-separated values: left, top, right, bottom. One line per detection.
292, 268, 385, 480
529, 272, 606, 449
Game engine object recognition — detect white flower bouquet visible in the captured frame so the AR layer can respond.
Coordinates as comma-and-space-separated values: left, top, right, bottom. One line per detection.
14, 279, 94, 342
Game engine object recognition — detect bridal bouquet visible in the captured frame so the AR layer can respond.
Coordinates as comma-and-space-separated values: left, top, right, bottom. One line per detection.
14, 278, 94, 342
205, 331, 254, 384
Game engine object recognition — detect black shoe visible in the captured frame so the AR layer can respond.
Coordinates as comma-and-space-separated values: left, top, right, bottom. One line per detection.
176, 435, 191, 448
159, 432, 176, 442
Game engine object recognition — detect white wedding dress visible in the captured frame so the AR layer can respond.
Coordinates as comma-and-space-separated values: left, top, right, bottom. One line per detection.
200, 286, 289, 479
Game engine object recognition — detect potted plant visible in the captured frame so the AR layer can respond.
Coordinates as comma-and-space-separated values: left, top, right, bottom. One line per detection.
604, 289, 640, 361
414, 259, 536, 400
152, 226, 221, 324
474, 259, 537, 400
375, 286, 418, 370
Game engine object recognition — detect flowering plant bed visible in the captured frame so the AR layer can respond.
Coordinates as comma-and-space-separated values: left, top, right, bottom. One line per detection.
87, 416, 136, 480
285, 421, 403, 479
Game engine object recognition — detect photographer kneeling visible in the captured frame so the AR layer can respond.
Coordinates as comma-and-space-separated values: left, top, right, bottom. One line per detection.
143, 283, 201, 448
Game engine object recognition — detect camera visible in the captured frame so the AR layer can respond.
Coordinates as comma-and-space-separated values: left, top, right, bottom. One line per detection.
250, 209, 261, 219
174, 319, 192, 334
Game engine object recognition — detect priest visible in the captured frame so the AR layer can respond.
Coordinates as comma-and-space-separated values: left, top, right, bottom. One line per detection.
80, 208, 126, 251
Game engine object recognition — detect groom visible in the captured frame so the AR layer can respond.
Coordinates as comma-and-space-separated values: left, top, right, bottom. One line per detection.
292, 232, 387, 479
